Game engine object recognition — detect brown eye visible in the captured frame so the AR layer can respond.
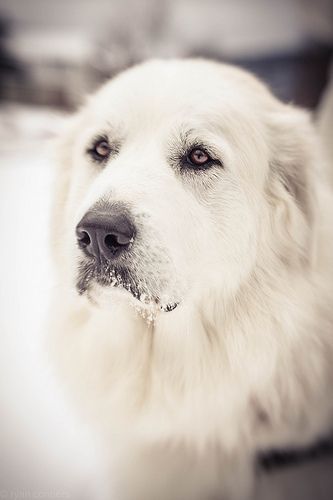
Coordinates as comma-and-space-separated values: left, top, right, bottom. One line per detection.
95, 139, 110, 158
89, 138, 111, 161
187, 148, 211, 167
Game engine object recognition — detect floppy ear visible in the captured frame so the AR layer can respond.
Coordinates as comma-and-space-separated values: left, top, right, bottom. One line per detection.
265, 106, 319, 266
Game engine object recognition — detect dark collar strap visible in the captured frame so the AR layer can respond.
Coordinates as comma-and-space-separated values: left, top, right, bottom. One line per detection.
258, 435, 333, 471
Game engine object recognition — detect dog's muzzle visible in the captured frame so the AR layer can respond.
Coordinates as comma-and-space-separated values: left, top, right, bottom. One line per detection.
75, 203, 179, 313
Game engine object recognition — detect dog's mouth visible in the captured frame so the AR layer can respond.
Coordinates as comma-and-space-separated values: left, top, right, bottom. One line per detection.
76, 259, 179, 313
160, 302, 178, 312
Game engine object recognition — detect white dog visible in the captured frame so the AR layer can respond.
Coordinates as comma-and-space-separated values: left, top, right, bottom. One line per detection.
50, 59, 333, 500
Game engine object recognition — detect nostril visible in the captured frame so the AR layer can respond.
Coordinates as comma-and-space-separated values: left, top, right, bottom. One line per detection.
104, 233, 126, 250
77, 230, 91, 249
104, 234, 117, 249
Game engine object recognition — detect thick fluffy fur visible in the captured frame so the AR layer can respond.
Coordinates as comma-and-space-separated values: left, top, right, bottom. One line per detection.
50, 59, 333, 500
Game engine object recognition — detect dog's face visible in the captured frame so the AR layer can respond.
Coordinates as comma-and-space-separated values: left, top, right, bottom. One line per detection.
55, 60, 315, 317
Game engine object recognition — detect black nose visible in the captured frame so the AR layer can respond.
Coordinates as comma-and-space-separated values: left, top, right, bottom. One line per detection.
76, 209, 136, 260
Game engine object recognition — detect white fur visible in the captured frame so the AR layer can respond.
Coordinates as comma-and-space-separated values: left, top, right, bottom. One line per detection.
49, 59, 333, 500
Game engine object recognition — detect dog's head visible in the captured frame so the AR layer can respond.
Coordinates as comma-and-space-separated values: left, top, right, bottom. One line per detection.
53, 59, 318, 318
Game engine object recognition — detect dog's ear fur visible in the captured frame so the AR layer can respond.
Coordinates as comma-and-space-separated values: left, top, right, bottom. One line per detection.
265, 106, 319, 266
50, 114, 81, 264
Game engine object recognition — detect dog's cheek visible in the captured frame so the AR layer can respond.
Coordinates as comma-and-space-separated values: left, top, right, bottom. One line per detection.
208, 185, 259, 292
51, 112, 91, 271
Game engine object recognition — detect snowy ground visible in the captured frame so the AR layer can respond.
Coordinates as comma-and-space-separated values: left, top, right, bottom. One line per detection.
0, 106, 106, 500
0, 103, 332, 500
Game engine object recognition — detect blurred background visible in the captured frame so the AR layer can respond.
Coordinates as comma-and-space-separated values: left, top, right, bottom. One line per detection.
0, 0, 333, 109
0, 1, 332, 499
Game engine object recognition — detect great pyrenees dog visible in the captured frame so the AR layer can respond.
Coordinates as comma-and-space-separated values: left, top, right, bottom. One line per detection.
50, 59, 333, 500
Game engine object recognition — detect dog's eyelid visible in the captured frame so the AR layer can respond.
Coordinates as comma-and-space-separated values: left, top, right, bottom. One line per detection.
86, 134, 121, 164
183, 142, 223, 170
167, 133, 223, 170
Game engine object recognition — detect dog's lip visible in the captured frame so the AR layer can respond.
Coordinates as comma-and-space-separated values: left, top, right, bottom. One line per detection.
82, 284, 180, 314
112, 286, 180, 312
76, 261, 180, 312
160, 302, 178, 312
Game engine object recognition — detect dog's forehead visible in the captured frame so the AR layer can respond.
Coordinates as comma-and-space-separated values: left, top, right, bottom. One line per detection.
84, 59, 273, 132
